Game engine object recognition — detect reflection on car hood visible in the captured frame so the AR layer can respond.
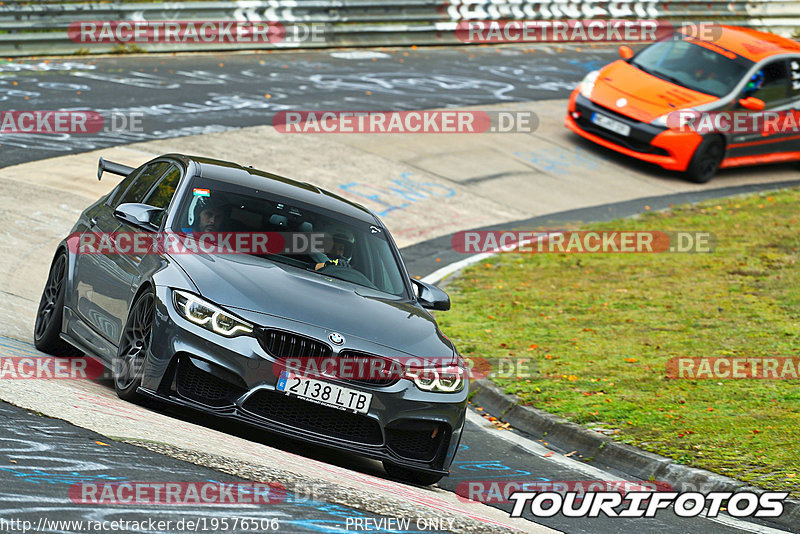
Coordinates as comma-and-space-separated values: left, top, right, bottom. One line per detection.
590, 60, 718, 122
173, 253, 454, 360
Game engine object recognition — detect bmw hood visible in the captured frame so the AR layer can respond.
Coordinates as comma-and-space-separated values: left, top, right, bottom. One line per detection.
590, 60, 718, 123
172, 253, 455, 360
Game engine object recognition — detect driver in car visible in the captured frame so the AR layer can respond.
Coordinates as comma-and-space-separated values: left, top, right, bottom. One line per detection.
315, 231, 354, 270
190, 196, 230, 233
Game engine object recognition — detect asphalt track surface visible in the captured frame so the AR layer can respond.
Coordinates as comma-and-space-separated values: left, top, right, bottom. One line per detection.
0, 45, 616, 168
0, 400, 408, 534
0, 46, 798, 533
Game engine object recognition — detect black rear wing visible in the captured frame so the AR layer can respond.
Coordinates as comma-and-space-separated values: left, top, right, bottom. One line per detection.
97, 157, 134, 180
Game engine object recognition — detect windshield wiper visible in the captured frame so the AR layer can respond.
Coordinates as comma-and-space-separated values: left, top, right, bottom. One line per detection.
631, 61, 652, 75
633, 62, 684, 87
304, 267, 356, 285
652, 71, 684, 86
304, 266, 380, 291
254, 253, 308, 269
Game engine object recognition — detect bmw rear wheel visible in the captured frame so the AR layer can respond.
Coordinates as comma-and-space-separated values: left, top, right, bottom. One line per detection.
113, 290, 154, 403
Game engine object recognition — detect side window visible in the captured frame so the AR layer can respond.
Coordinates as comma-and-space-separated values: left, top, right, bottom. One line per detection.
106, 166, 144, 206
790, 59, 800, 98
744, 60, 789, 104
117, 161, 171, 206
142, 165, 182, 227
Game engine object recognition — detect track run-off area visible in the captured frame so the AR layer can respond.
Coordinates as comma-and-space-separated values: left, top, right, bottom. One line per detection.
0, 45, 798, 533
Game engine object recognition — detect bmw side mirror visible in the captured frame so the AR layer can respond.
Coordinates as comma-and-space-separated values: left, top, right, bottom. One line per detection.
739, 96, 765, 111
618, 45, 634, 60
411, 279, 450, 311
114, 203, 163, 229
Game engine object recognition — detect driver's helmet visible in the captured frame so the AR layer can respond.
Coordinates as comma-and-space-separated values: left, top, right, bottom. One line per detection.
330, 230, 355, 263
745, 70, 765, 93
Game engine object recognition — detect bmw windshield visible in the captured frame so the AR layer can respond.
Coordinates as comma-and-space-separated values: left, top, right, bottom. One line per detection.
631, 40, 753, 97
172, 177, 410, 299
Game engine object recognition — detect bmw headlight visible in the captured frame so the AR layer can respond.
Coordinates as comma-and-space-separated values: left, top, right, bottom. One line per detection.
405, 364, 466, 393
173, 290, 253, 337
579, 70, 599, 98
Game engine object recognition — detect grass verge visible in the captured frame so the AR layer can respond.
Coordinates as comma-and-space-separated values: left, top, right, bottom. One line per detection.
437, 188, 800, 496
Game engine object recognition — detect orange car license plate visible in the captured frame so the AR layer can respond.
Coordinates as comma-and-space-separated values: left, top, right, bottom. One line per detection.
591, 112, 631, 137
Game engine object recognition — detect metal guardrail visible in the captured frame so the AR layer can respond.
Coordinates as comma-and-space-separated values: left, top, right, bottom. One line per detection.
0, 1, 798, 57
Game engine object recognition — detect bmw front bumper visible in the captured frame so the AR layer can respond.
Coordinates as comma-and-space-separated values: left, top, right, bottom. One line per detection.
139, 286, 468, 475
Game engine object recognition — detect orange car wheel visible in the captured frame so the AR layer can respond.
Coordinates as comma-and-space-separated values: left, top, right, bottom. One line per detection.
685, 135, 725, 183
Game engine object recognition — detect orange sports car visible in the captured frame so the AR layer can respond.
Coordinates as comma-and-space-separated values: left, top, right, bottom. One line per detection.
565, 25, 800, 182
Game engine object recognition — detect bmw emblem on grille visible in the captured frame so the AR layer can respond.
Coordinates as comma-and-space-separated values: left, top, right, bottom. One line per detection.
329, 332, 345, 345
616, 97, 627, 108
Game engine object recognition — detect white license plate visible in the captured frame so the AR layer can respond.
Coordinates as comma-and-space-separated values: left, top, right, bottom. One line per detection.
591, 112, 631, 136
276, 372, 372, 414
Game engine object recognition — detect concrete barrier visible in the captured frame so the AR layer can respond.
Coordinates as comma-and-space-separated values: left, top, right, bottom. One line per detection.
1, 0, 798, 56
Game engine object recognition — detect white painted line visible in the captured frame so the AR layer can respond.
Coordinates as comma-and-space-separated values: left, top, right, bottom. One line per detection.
421, 233, 560, 285
421, 251, 495, 285
466, 410, 618, 481
468, 413, 792, 533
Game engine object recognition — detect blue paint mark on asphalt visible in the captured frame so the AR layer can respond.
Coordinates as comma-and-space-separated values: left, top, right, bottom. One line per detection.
514, 146, 605, 176
0, 467, 126, 485
0, 336, 42, 357
339, 173, 455, 217
448, 459, 549, 481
